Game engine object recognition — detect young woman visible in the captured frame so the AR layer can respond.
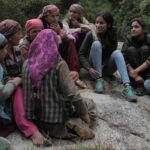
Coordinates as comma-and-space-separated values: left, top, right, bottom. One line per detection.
122, 17, 150, 95
40, 4, 87, 88
63, 3, 91, 51
19, 18, 44, 63
79, 12, 137, 102
23, 29, 91, 141
0, 20, 48, 146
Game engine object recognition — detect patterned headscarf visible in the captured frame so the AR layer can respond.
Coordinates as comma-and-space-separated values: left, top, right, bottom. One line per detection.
0, 19, 21, 38
25, 18, 43, 33
42, 4, 59, 17
28, 29, 60, 88
70, 4, 83, 15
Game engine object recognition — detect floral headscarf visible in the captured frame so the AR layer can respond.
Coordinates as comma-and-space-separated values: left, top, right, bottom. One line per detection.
0, 19, 21, 38
42, 4, 59, 17
69, 4, 83, 15
28, 29, 60, 88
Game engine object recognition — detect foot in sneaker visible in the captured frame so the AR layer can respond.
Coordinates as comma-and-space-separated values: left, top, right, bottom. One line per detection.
95, 78, 104, 93
122, 86, 137, 102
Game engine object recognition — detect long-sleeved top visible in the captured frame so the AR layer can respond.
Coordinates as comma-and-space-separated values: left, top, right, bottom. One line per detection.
0, 64, 17, 122
63, 16, 90, 34
23, 59, 87, 123
122, 33, 150, 54
79, 27, 117, 70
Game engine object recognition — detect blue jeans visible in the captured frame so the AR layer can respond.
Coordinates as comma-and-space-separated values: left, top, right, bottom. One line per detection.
89, 41, 130, 84
144, 79, 150, 93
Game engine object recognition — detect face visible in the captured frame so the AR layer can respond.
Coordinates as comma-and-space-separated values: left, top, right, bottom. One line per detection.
69, 7, 80, 20
28, 27, 43, 41
45, 12, 60, 25
131, 21, 144, 37
8, 30, 23, 46
0, 45, 7, 62
95, 16, 108, 34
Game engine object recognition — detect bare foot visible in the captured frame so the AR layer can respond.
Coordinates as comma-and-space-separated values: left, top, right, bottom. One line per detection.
31, 131, 47, 146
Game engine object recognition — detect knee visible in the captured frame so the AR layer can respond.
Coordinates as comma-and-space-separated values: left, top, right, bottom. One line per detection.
112, 50, 122, 59
91, 41, 102, 50
141, 45, 150, 54
126, 46, 136, 54
144, 80, 150, 93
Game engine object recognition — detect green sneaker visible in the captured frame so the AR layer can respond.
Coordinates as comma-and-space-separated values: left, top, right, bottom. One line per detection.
122, 86, 137, 102
0, 137, 10, 150
95, 78, 104, 93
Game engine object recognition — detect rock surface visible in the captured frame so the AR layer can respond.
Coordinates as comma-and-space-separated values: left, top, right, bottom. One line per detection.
6, 42, 150, 150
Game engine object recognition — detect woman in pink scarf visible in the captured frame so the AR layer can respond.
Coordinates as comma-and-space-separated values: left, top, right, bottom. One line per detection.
23, 29, 90, 141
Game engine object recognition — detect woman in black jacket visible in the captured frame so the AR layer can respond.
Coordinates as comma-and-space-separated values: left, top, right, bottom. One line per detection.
122, 17, 150, 95
79, 11, 137, 102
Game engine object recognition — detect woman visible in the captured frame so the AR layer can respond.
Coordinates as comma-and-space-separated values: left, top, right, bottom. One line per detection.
63, 3, 91, 51
19, 18, 44, 63
0, 20, 48, 146
40, 4, 87, 88
23, 29, 90, 141
79, 12, 137, 102
122, 17, 150, 95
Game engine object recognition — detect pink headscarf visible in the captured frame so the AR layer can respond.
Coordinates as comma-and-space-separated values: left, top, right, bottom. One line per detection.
28, 29, 60, 88
25, 18, 43, 33
42, 4, 59, 17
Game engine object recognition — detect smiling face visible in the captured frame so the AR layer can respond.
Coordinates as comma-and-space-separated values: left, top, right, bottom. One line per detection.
95, 16, 108, 34
131, 21, 144, 38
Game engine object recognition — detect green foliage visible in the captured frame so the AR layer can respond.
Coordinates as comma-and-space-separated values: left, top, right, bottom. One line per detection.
0, 0, 149, 40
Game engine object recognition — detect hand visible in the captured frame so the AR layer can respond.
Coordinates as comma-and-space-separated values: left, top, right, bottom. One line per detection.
71, 19, 80, 28
88, 68, 101, 79
69, 71, 79, 81
81, 114, 91, 125
81, 26, 90, 32
59, 29, 67, 39
50, 23, 61, 34
13, 77, 22, 86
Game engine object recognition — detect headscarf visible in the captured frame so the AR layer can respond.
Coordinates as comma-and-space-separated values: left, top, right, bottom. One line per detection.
41, 4, 59, 17
70, 4, 83, 15
25, 18, 43, 33
0, 19, 21, 38
28, 29, 60, 88
0, 33, 6, 46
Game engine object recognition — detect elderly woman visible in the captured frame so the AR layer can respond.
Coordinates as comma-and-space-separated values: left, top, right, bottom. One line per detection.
63, 3, 91, 51
19, 18, 44, 63
0, 20, 47, 146
40, 4, 87, 88
23, 29, 90, 141
122, 17, 150, 95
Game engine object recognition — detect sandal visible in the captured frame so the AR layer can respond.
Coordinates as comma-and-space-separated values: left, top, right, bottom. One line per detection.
75, 79, 87, 89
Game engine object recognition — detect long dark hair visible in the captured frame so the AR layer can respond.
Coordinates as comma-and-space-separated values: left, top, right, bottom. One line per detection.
95, 11, 114, 29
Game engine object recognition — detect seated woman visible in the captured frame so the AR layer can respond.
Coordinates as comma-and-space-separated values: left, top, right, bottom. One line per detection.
0, 20, 48, 146
23, 29, 91, 141
19, 18, 44, 63
63, 3, 91, 51
39, 4, 87, 89
79, 11, 137, 102
122, 17, 150, 95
